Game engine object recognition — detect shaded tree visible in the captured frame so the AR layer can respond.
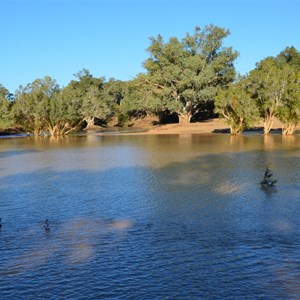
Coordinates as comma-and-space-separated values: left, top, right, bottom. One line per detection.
119, 74, 176, 125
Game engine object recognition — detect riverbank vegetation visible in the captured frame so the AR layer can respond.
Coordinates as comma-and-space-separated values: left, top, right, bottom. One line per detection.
1, 25, 300, 136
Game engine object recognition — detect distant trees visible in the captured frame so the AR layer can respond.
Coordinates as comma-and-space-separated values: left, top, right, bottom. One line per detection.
276, 47, 300, 135
11, 70, 119, 135
0, 84, 13, 129
216, 46, 300, 135
1, 26, 300, 136
0, 96, 10, 128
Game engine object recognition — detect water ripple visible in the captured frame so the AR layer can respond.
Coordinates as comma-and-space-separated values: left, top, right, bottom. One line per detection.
1, 135, 300, 299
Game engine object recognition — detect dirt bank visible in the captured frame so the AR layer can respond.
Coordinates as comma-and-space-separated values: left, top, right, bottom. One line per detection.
119, 117, 287, 135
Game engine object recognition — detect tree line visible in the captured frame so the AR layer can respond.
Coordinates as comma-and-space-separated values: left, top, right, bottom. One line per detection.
1, 24, 300, 135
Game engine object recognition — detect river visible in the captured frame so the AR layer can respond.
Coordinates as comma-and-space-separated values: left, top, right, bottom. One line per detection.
1, 133, 300, 299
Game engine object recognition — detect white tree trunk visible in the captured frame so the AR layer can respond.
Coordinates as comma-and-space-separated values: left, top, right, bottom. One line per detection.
263, 117, 274, 135
178, 113, 191, 124
282, 122, 297, 135
84, 117, 95, 130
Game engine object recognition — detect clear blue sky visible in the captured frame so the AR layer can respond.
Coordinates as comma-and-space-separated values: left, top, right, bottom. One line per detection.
1, 0, 299, 92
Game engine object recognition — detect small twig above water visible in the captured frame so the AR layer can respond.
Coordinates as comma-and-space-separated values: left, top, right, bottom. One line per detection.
44, 219, 50, 231
260, 167, 277, 189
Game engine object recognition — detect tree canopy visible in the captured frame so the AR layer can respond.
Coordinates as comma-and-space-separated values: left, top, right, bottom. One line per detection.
1, 26, 300, 136
141, 25, 238, 123
215, 78, 259, 134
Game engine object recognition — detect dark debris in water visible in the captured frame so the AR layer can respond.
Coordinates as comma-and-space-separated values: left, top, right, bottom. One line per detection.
260, 167, 277, 190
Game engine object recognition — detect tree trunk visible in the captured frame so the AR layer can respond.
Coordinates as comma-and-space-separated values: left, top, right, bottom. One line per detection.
34, 128, 41, 136
230, 118, 244, 135
84, 117, 95, 130
48, 127, 56, 136
282, 122, 297, 135
263, 117, 274, 135
178, 113, 191, 124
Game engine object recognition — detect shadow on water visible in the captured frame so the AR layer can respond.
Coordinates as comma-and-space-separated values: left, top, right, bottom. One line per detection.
1, 134, 300, 299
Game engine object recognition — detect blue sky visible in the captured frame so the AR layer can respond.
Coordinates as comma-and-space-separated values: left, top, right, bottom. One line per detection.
1, 0, 299, 92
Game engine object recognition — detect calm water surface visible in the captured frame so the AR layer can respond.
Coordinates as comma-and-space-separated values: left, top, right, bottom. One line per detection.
1, 133, 300, 299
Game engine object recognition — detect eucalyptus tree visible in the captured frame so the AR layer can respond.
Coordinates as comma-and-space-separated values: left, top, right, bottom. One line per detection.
247, 57, 289, 134
14, 76, 60, 135
44, 88, 82, 135
276, 47, 300, 134
215, 79, 259, 134
0, 84, 9, 97
104, 78, 126, 105
277, 46, 300, 68
119, 74, 176, 124
65, 69, 113, 129
277, 69, 300, 134
103, 78, 127, 125
0, 84, 13, 129
142, 25, 238, 123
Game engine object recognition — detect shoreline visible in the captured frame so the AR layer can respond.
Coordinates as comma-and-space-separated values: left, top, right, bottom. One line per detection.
1, 118, 299, 137
115, 117, 287, 136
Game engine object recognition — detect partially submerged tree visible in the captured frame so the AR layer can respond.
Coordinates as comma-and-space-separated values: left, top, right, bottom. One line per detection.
14, 76, 83, 135
215, 79, 258, 134
44, 89, 82, 136
276, 47, 300, 134
14, 76, 60, 135
247, 57, 289, 134
277, 69, 300, 134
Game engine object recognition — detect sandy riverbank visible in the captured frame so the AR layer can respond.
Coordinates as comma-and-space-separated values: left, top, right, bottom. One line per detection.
123, 117, 287, 135
0, 117, 295, 137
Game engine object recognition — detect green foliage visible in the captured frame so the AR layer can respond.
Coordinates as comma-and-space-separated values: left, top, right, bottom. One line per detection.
2, 29, 300, 136
246, 47, 300, 135
121, 75, 180, 118
277, 47, 300, 129
0, 84, 13, 129
64, 70, 114, 129
215, 79, 258, 134
102, 78, 127, 125
276, 58, 300, 134
104, 78, 126, 105
142, 25, 238, 122
13, 76, 60, 134
45, 87, 82, 135
277, 46, 300, 68
247, 57, 290, 134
